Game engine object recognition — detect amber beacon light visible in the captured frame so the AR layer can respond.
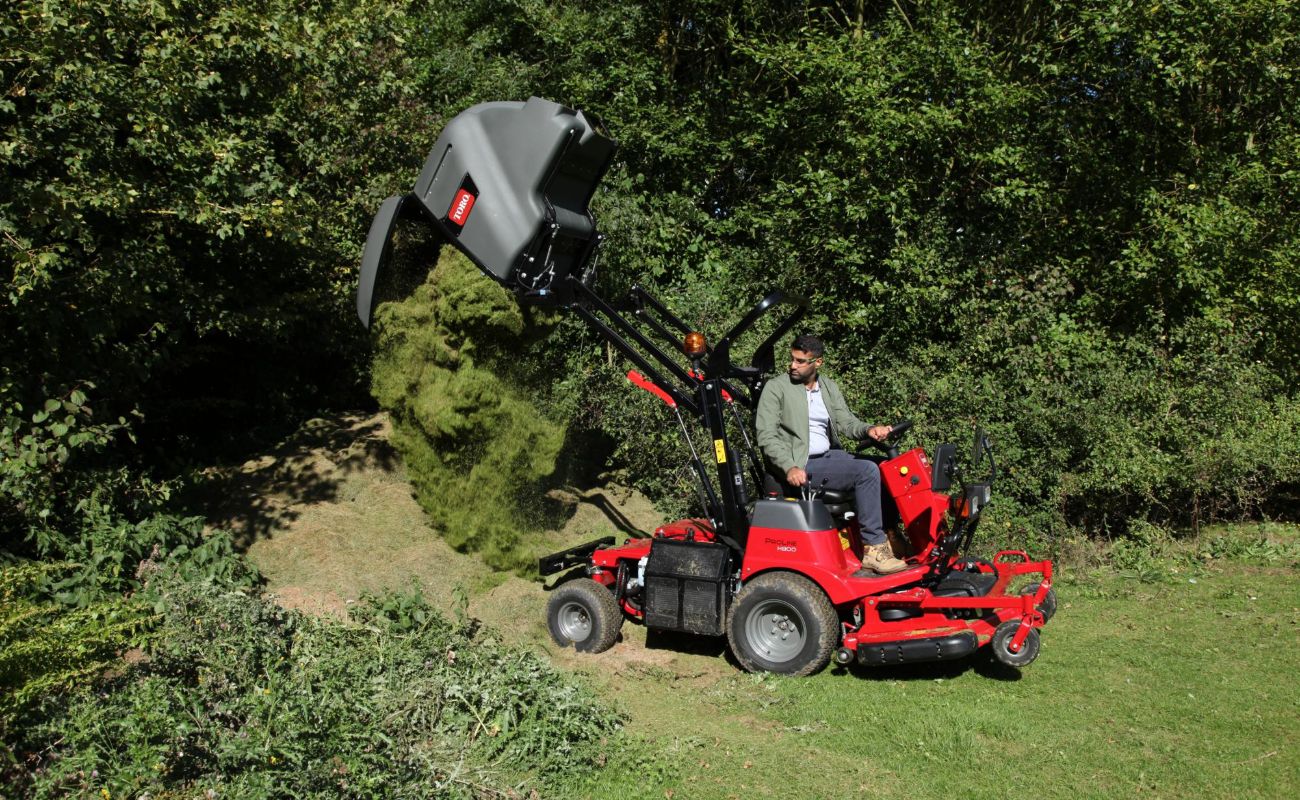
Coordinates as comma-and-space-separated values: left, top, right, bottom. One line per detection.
684, 331, 707, 357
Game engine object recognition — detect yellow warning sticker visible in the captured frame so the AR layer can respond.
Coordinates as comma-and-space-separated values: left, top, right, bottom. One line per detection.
714, 439, 727, 463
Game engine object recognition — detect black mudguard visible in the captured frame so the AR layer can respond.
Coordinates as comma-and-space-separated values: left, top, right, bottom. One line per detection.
357, 193, 426, 329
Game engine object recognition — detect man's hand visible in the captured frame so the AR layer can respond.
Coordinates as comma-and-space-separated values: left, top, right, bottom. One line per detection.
786, 466, 808, 487
866, 424, 893, 442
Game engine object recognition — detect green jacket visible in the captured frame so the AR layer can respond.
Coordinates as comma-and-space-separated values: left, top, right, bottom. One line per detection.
755, 374, 872, 474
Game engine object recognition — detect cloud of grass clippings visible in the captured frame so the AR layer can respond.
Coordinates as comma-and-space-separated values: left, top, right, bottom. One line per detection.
370, 248, 567, 571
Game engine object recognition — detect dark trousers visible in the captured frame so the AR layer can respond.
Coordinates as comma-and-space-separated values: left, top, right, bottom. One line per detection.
805, 449, 886, 545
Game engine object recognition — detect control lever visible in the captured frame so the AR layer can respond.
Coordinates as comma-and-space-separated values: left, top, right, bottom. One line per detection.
800, 478, 829, 502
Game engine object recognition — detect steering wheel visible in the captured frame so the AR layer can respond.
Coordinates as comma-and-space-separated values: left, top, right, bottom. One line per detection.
860, 418, 912, 453
884, 418, 913, 443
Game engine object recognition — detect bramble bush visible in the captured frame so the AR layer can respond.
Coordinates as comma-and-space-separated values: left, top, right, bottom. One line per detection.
9, 578, 622, 799
2, 383, 259, 603
1, 387, 125, 551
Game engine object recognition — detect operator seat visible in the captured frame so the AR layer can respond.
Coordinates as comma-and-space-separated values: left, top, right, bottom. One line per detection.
760, 458, 901, 529
761, 471, 856, 518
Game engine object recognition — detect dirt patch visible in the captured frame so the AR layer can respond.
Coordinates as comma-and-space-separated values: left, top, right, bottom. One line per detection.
193, 410, 735, 685
194, 413, 402, 550
269, 585, 351, 620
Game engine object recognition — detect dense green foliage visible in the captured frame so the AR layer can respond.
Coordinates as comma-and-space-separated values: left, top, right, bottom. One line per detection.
4, 0, 1296, 552
5, 575, 620, 798
3, 0, 407, 434
506, 0, 1300, 541
2, 0, 440, 559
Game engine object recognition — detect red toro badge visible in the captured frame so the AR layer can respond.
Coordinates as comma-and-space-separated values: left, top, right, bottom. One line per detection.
448, 188, 476, 226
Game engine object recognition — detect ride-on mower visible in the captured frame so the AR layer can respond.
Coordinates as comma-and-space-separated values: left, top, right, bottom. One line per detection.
358, 98, 1056, 676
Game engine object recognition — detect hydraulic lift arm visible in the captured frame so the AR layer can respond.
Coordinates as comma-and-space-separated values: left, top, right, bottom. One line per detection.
357, 97, 805, 552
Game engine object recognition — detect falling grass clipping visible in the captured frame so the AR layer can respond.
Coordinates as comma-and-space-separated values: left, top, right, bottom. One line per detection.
369, 248, 567, 571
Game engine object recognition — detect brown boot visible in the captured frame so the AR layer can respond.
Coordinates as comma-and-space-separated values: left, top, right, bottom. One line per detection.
861, 542, 908, 574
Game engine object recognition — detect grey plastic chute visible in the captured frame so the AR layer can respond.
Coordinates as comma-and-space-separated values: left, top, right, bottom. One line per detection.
357, 97, 616, 327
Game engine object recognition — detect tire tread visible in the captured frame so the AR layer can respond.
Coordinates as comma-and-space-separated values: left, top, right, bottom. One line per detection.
547, 578, 622, 653
727, 571, 838, 677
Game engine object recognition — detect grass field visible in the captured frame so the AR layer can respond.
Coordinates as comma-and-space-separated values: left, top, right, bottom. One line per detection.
224, 414, 1299, 800
553, 558, 1299, 800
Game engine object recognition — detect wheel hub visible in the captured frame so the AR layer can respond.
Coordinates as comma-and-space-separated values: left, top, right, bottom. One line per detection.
557, 601, 592, 642
747, 600, 806, 662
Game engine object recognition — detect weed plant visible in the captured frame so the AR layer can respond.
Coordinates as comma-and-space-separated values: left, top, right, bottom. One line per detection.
0, 562, 151, 721
7, 576, 622, 798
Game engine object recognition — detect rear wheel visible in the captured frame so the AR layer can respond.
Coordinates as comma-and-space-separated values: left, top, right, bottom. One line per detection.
989, 621, 1041, 668
727, 572, 838, 676
547, 578, 622, 653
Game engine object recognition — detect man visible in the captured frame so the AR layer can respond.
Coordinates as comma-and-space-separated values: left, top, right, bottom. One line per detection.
754, 334, 907, 574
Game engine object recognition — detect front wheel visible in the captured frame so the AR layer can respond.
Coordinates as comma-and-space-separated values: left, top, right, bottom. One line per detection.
727, 572, 838, 676
989, 620, 1041, 668
546, 578, 622, 653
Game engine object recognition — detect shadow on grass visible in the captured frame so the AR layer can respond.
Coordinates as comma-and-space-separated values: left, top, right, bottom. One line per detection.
538, 425, 651, 540
187, 414, 400, 551
644, 635, 1025, 682
645, 629, 729, 658
581, 491, 653, 539
832, 655, 1023, 682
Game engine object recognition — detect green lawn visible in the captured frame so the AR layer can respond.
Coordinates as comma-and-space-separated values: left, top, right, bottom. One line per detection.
233, 440, 1297, 800
551, 559, 1299, 800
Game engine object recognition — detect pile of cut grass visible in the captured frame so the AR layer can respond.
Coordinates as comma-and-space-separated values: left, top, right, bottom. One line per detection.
369, 249, 570, 571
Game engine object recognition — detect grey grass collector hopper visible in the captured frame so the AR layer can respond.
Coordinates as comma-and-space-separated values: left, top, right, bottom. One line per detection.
357, 97, 617, 327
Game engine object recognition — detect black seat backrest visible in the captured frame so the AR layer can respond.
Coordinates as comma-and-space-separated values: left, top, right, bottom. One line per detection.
761, 470, 855, 511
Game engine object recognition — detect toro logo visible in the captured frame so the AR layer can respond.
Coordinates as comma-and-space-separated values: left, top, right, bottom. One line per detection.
448, 189, 476, 226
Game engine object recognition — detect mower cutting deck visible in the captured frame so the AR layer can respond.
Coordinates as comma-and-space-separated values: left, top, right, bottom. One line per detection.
359, 97, 1056, 676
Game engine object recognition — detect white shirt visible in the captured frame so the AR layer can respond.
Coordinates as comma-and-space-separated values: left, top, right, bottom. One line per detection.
807, 383, 831, 457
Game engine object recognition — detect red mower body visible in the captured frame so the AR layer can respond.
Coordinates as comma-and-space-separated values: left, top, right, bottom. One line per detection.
551, 443, 1055, 675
